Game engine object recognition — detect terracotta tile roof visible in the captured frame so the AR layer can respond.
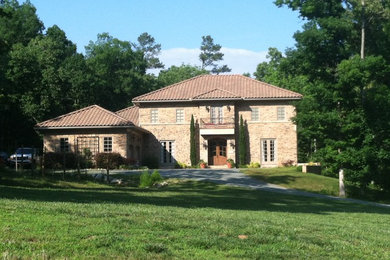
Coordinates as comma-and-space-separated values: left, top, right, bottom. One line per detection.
193, 88, 240, 100
115, 105, 139, 126
35, 105, 133, 128
133, 74, 302, 102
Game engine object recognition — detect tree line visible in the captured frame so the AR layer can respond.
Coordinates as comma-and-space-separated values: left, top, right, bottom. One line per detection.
254, 0, 390, 190
0, 0, 229, 152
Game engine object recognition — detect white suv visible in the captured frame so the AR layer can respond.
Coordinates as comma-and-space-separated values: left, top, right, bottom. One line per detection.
9, 147, 38, 166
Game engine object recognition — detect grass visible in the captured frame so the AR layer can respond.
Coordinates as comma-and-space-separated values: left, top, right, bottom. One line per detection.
1, 168, 390, 259
242, 167, 390, 204
242, 167, 340, 195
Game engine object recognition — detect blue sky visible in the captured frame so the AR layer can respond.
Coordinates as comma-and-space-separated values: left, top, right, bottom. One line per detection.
30, 0, 303, 75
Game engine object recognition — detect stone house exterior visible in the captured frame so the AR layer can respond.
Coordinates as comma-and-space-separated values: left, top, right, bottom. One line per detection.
36, 75, 302, 167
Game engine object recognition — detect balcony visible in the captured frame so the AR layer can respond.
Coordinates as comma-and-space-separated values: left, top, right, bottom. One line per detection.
199, 117, 235, 135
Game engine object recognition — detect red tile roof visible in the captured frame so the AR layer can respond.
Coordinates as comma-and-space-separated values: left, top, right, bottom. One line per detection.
116, 105, 139, 126
133, 74, 302, 102
35, 105, 133, 129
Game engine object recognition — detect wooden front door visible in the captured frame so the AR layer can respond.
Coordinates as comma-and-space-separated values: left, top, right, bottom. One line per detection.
208, 139, 227, 165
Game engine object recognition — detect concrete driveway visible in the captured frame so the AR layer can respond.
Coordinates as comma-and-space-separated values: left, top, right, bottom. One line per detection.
113, 168, 390, 208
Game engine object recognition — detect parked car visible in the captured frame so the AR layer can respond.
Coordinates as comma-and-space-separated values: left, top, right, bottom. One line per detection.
8, 147, 38, 166
0, 151, 8, 161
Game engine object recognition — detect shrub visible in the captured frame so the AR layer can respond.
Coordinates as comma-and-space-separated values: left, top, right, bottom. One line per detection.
282, 160, 295, 167
142, 156, 159, 169
198, 159, 207, 168
175, 161, 188, 169
247, 162, 261, 168
95, 153, 124, 169
151, 170, 162, 183
44, 152, 80, 169
139, 170, 162, 188
139, 170, 153, 188
296, 165, 303, 172
227, 158, 235, 168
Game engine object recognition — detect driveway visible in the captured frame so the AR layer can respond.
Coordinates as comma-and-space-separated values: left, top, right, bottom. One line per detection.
113, 168, 390, 208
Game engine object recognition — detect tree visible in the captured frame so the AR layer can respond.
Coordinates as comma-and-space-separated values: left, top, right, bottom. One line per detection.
7, 25, 84, 122
190, 114, 196, 166
133, 32, 164, 69
199, 35, 231, 74
273, 0, 390, 191
158, 64, 208, 86
85, 33, 151, 111
239, 115, 246, 166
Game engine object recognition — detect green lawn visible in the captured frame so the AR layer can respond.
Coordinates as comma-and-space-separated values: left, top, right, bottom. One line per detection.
1, 169, 390, 259
242, 167, 390, 204
242, 167, 340, 195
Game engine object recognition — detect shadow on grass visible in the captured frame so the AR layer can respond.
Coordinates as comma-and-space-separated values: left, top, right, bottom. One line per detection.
0, 181, 389, 215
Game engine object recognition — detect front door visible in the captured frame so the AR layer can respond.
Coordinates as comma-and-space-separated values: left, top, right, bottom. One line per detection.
208, 139, 227, 165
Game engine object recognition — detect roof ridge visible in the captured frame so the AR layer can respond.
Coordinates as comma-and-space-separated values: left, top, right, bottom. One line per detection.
36, 104, 133, 127
132, 74, 208, 101
96, 105, 132, 123
36, 105, 99, 126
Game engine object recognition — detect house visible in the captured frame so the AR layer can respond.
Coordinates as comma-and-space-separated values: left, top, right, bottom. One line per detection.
35, 75, 302, 167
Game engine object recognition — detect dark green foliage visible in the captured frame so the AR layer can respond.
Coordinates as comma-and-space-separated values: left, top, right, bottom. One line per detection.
133, 32, 164, 69
267, 0, 390, 191
95, 153, 124, 170
139, 169, 162, 188
142, 156, 159, 169
158, 64, 208, 86
190, 114, 196, 166
199, 35, 231, 74
239, 115, 246, 165
150, 170, 163, 183
44, 152, 81, 169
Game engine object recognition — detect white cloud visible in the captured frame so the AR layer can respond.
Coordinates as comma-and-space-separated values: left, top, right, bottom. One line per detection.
149, 47, 267, 76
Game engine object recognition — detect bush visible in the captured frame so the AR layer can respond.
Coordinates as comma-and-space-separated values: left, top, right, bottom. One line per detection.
139, 170, 153, 188
247, 162, 261, 168
282, 160, 295, 167
151, 170, 163, 183
95, 153, 124, 169
227, 159, 235, 168
44, 152, 81, 169
139, 170, 162, 188
142, 156, 159, 169
296, 165, 303, 172
175, 161, 188, 169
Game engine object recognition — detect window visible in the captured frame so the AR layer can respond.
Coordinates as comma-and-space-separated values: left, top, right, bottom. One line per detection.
151, 109, 158, 123
210, 106, 223, 124
277, 107, 285, 120
262, 139, 276, 163
160, 140, 175, 164
251, 107, 259, 121
60, 138, 69, 152
104, 137, 112, 152
176, 109, 184, 123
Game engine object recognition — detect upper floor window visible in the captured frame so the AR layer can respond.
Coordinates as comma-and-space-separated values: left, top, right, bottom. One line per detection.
104, 137, 112, 152
151, 109, 158, 123
60, 138, 69, 152
251, 107, 259, 121
277, 107, 285, 121
211, 106, 223, 124
176, 109, 184, 123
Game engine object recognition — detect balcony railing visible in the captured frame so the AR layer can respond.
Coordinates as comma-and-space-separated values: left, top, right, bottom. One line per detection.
200, 117, 235, 129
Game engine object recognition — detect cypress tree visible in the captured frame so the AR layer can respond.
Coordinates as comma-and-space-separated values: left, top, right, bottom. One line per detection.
239, 115, 246, 165
190, 114, 196, 166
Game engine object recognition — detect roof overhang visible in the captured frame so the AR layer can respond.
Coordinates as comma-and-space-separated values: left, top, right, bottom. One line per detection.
34, 125, 133, 130
134, 97, 302, 103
